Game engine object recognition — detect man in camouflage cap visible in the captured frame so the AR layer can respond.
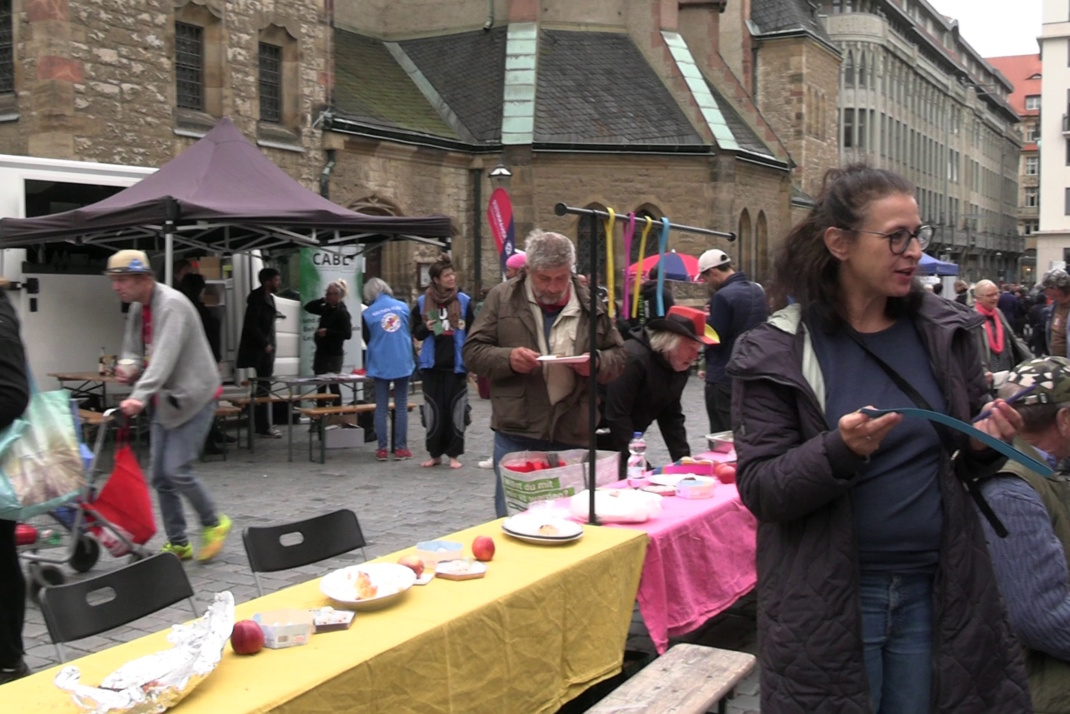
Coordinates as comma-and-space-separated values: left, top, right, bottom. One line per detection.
976, 356, 1070, 712
1043, 268, 1070, 358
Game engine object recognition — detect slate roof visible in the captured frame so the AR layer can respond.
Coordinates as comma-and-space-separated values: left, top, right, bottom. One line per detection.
534, 30, 704, 146
332, 29, 458, 140
750, 0, 834, 46
704, 79, 776, 158
399, 27, 508, 144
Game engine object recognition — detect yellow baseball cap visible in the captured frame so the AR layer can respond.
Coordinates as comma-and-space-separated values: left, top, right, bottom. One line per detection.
104, 250, 153, 275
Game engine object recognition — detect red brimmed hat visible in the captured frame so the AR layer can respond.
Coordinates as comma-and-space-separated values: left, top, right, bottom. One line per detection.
647, 305, 719, 345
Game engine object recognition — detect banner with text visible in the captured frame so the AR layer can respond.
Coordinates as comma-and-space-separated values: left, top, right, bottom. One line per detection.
298, 247, 364, 376
487, 187, 516, 280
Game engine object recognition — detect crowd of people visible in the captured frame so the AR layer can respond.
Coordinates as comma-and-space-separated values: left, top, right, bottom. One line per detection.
5, 158, 1070, 708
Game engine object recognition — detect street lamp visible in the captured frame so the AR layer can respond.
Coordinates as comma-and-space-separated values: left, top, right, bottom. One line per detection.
489, 162, 512, 188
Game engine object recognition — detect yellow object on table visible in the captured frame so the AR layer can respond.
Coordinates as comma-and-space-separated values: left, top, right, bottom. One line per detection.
6, 519, 647, 714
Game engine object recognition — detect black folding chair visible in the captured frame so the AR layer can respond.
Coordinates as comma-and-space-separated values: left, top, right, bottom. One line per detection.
242, 509, 367, 596
39, 553, 198, 662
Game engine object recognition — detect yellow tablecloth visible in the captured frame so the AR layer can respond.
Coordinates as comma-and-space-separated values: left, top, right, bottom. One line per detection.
4, 519, 647, 713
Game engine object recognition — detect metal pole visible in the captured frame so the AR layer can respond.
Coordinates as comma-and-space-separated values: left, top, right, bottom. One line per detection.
586, 214, 599, 526
554, 203, 736, 241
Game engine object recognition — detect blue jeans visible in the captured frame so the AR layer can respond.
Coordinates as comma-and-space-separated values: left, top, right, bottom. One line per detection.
860, 572, 934, 713
150, 400, 220, 546
492, 432, 575, 518
374, 377, 409, 451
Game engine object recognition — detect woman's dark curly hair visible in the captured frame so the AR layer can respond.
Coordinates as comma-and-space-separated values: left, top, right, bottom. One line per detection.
768, 163, 923, 327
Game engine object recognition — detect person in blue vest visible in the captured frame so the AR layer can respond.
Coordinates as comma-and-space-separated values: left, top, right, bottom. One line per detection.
412, 257, 476, 469
361, 278, 415, 462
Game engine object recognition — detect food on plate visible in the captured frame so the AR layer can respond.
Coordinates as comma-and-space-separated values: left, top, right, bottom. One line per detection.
230, 620, 265, 655
397, 555, 425, 577
352, 570, 378, 600
537, 524, 560, 536
472, 535, 496, 561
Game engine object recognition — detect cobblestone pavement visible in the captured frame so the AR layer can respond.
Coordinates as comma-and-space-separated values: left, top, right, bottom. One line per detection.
15, 376, 759, 712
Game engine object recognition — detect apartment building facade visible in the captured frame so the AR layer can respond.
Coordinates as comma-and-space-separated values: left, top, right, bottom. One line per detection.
986, 53, 1040, 285
819, 0, 1022, 283
1038, 0, 1070, 274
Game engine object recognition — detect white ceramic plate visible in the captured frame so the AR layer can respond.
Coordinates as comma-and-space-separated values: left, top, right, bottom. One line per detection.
535, 354, 590, 364
502, 515, 584, 544
319, 563, 417, 610
647, 474, 688, 487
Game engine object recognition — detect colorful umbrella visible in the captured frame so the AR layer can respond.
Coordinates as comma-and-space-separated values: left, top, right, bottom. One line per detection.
627, 250, 700, 282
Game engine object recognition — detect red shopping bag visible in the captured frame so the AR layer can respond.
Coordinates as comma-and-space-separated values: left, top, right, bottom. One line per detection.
86, 445, 156, 555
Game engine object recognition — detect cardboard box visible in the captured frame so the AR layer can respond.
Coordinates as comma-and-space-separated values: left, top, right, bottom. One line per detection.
197, 255, 222, 280
325, 425, 363, 449
254, 609, 313, 649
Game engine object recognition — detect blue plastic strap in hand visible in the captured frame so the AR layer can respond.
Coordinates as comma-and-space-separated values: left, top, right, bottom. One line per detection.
860, 407, 1054, 477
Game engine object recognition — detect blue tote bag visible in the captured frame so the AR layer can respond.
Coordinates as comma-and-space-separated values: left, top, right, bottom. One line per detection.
0, 386, 86, 521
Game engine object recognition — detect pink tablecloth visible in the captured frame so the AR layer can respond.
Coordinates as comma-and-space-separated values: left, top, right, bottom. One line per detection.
562, 479, 757, 653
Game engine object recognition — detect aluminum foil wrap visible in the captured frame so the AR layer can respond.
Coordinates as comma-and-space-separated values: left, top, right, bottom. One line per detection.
55, 591, 235, 714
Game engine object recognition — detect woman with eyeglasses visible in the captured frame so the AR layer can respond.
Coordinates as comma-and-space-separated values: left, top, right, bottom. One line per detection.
727, 165, 1031, 712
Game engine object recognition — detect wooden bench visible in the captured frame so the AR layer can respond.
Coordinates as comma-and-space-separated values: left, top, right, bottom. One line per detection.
229, 392, 339, 408
203, 405, 244, 461
297, 402, 418, 463
585, 644, 756, 714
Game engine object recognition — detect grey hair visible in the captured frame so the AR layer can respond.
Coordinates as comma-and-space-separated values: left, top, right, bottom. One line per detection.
328, 278, 348, 298
647, 329, 682, 356
363, 277, 393, 303
974, 279, 997, 295
525, 229, 576, 273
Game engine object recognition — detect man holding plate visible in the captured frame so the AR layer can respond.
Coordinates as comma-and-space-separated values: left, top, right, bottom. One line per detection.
464, 229, 626, 517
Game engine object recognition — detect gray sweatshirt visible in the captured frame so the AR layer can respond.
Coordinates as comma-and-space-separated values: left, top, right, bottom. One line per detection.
121, 281, 221, 429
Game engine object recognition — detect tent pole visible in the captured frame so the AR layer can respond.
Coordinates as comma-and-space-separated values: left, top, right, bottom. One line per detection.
164, 219, 174, 286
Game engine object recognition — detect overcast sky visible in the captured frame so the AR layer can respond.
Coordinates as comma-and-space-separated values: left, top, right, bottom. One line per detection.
929, 0, 1042, 58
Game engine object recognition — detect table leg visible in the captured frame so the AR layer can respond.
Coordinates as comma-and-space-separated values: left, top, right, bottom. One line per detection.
247, 383, 255, 453
287, 384, 295, 463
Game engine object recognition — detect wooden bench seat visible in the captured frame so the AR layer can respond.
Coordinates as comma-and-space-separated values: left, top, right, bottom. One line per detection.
229, 392, 339, 408
298, 402, 418, 463
585, 644, 756, 714
77, 409, 106, 427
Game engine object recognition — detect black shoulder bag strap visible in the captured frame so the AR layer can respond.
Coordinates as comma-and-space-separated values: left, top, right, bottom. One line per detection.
844, 328, 1009, 537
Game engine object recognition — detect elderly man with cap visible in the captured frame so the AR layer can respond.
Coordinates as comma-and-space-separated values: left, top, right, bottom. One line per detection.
977, 356, 1070, 712
107, 250, 231, 562
601, 305, 715, 477
464, 229, 626, 517
1044, 268, 1070, 358
696, 248, 767, 433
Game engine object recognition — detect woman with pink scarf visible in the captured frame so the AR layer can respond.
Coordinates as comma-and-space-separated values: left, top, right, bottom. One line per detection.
973, 279, 1031, 378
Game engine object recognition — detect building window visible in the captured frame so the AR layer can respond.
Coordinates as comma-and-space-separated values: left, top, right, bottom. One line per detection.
843, 108, 855, 148
844, 53, 855, 87
1024, 221, 1038, 235
0, 0, 12, 95
1026, 156, 1039, 175
1027, 123, 1039, 142
1025, 95, 1041, 110
175, 22, 203, 111
1026, 186, 1039, 207
258, 43, 281, 124
1065, 187, 1070, 215
857, 109, 867, 149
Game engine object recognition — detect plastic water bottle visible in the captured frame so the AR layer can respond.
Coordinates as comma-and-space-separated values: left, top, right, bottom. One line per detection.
627, 432, 647, 481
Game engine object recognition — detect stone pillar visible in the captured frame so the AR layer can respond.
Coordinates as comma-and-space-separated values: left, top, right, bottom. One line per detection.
26, 0, 81, 157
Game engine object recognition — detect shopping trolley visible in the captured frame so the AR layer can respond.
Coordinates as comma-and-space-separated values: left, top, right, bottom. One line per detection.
19, 408, 156, 603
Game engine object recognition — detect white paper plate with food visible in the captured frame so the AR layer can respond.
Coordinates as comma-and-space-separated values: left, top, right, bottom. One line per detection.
320, 563, 417, 610
502, 515, 583, 544
535, 354, 590, 364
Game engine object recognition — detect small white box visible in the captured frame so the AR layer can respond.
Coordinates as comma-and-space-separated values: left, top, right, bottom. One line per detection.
325, 425, 363, 449
254, 609, 313, 649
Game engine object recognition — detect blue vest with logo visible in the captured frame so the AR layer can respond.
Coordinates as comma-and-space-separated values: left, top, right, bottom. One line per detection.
364, 295, 415, 380
416, 292, 469, 374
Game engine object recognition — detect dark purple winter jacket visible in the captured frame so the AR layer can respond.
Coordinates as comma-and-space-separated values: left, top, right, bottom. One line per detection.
726, 292, 1031, 713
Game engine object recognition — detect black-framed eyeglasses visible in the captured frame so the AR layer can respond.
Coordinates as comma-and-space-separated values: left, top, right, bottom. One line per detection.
850, 224, 934, 255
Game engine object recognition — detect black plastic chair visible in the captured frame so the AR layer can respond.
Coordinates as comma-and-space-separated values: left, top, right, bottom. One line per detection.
39, 553, 198, 662
242, 509, 367, 596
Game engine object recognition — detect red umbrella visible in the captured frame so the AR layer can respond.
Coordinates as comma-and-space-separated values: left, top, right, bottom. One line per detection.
627, 250, 701, 282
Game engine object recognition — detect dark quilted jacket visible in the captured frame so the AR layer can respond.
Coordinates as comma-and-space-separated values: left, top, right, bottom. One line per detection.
726, 293, 1031, 713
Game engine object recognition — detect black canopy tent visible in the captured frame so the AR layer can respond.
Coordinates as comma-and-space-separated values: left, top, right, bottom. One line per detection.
0, 118, 452, 282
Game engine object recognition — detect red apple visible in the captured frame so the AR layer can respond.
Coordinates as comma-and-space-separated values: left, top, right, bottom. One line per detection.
231, 620, 264, 655
714, 462, 737, 484
472, 535, 495, 562
397, 554, 425, 578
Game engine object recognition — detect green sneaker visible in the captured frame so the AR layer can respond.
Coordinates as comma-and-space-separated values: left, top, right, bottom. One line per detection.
197, 514, 232, 562
162, 542, 193, 561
